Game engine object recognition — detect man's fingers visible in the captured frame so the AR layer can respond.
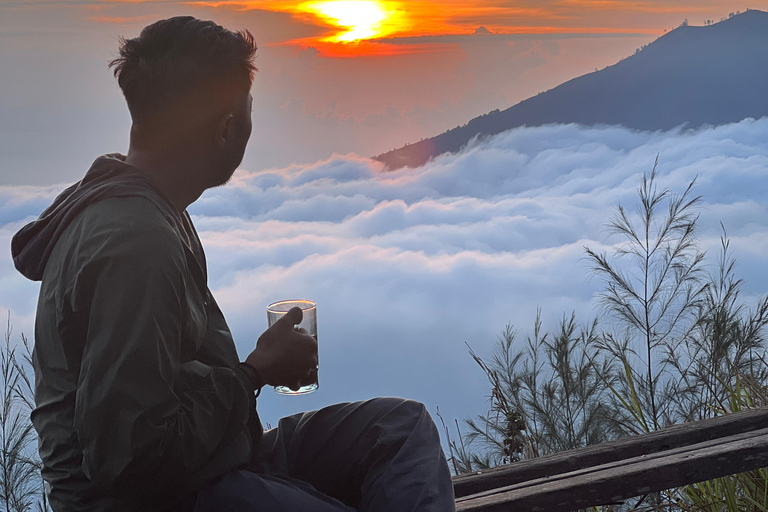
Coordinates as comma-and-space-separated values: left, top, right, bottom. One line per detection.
275, 307, 303, 329
286, 306, 303, 326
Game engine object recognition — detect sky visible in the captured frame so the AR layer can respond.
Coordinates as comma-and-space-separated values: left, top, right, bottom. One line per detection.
2, 0, 764, 184
2, 0, 768, 448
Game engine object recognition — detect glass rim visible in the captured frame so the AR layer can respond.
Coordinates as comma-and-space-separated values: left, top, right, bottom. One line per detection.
267, 299, 316, 313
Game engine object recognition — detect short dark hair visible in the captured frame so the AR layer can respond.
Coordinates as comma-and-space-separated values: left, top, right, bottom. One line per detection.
109, 16, 257, 121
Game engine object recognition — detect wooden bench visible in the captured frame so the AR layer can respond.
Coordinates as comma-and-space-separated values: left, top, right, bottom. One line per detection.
452, 407, 768, 511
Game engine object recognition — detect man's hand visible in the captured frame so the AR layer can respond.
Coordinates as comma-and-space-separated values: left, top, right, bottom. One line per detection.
245, 307, 318, 391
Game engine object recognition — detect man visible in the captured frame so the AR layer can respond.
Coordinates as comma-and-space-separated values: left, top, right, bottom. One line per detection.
11, 16, 454, 512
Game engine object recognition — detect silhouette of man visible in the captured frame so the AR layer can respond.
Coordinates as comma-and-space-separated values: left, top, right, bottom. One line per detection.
11, 16, 454, 512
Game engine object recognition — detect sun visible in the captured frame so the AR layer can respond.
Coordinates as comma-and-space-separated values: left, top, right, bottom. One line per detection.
301, 0, 395, 43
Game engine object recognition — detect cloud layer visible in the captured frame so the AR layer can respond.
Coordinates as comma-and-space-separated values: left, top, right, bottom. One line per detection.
2, 119, 768, 433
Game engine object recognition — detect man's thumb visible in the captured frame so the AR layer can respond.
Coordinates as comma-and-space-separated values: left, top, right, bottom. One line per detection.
279, 306, 303, 328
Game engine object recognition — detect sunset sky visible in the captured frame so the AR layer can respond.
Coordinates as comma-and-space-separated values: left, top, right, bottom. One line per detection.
2, 0, 763, 184
2, 1, 768, 442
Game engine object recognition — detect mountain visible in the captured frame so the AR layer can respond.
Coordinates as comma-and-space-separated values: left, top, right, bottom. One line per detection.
374, 10, 768, 170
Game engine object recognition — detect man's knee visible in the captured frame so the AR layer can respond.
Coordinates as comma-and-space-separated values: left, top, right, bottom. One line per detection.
362, 397, 439, 442
365, 397, 428, 423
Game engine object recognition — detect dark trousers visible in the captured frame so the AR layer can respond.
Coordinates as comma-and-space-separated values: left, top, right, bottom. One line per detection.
183, 398, 455, 511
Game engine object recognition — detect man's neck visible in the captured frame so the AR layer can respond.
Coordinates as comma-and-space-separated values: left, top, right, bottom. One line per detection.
124, 149, 204, 213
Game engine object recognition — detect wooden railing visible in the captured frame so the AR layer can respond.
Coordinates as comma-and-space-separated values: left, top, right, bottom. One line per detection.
453, 407, 768, 512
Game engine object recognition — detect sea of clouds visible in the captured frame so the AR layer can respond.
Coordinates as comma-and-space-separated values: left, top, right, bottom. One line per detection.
2, 119, 768, 436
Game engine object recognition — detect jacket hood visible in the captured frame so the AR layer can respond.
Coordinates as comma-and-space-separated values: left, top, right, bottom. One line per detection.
11, 154, 174, 281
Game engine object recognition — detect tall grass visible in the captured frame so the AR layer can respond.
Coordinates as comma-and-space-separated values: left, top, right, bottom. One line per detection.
0, 317, 46, 512
451, 313, 615, 471
666, 368, 768, 512
454, 165, 768, 511
587, 161, 707, 432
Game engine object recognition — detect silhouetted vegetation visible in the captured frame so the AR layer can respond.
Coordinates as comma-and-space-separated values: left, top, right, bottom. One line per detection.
451, 166, 768, 511
0, 318, 46, 512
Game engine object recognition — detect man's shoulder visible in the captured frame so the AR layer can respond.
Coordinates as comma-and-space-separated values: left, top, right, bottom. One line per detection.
60, 195, 186, 263
81, 195, 176, 230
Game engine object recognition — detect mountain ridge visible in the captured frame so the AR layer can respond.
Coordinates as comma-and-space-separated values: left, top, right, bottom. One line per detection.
374, 10, 768, 170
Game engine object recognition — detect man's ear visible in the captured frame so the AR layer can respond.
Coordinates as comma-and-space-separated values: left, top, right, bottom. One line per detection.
216, 113, 235, 149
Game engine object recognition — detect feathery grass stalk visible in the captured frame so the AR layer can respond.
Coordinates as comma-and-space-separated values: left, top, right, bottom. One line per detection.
0, 316, 46, 512
585, 161, 707, 432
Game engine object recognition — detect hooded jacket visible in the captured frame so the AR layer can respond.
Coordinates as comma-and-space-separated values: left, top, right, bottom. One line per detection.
12, 155, 260, 511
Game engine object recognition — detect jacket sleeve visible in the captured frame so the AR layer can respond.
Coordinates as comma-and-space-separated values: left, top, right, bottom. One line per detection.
69, 207, 254, 499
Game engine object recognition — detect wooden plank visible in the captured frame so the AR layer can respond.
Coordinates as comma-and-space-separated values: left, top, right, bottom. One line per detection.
455, 427, 768, 512
453, 406, 768, 498
457, 427, 768, 503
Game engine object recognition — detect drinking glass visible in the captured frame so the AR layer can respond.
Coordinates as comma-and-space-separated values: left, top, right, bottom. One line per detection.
266, 299, 318, 395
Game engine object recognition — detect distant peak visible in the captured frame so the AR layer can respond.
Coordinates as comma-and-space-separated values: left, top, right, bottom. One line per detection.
374, 8, 768, 170
712, 8, 767, 25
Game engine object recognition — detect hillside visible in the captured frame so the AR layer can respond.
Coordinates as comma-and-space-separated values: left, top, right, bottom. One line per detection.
374, 10, 768, 170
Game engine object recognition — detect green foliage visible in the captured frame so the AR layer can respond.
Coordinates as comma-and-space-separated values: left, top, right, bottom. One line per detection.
458, 313, 615, 471
663, 369, 768, 512
455, 164, 768, 512
0, 318, 46, 512
668, 231, 768, 423
586, 161, 708, 432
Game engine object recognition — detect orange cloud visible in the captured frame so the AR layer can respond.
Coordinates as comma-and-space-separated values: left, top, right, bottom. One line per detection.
557, 0, 709, 14
256, 0, 578, 56
186, 0, 565, 40
83, 0, 730, 56
277, 39, 455, 58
